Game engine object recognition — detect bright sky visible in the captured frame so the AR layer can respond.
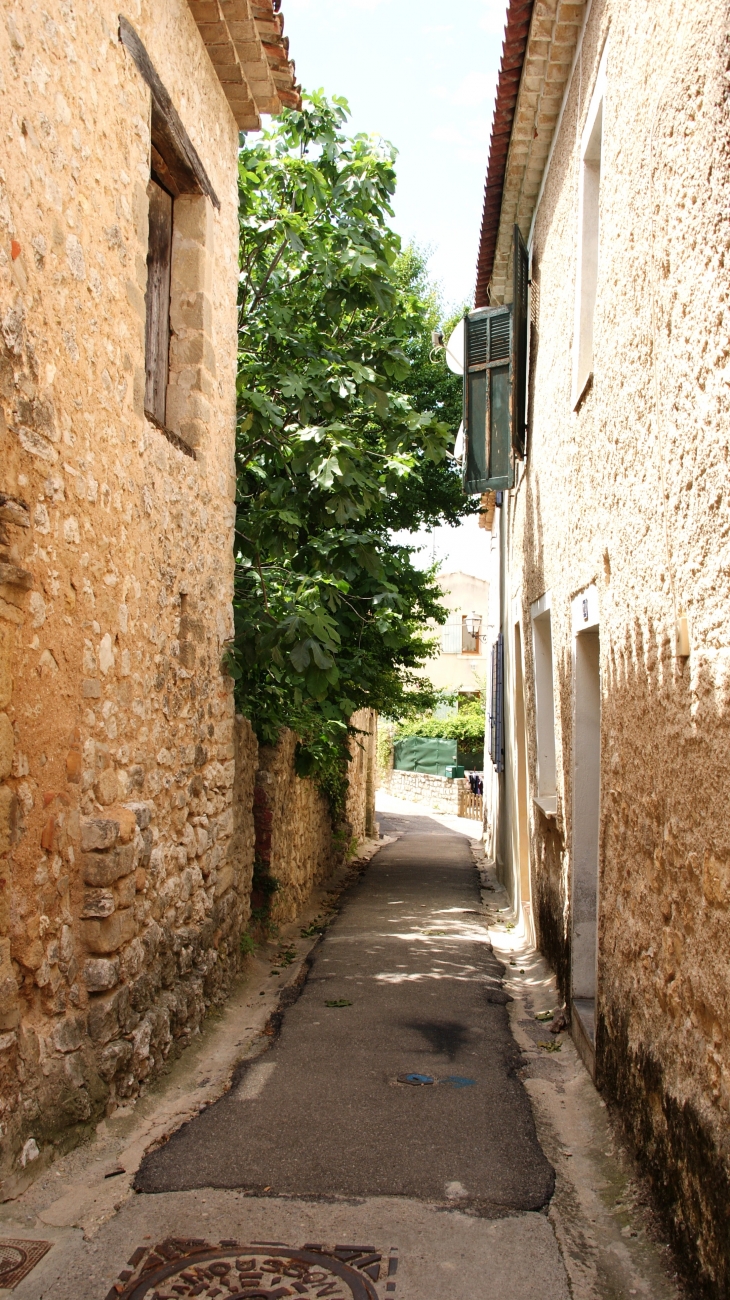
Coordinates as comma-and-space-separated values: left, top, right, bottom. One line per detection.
282, 0, 507, 311
281, 0, 508, 578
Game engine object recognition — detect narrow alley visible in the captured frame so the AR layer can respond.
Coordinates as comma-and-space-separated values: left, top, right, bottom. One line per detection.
0, 803, 683, 1300
1, 0, 728, 1294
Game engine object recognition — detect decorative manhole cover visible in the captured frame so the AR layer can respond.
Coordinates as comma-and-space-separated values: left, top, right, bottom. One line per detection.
0, 1238, 52, 1288
107, 1239, 398, 1300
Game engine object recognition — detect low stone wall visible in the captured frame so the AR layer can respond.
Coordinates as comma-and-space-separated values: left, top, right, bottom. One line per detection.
252, 730, 337, 926
0, 708, 370, 1189
345, 709, 377, 844
381, 769, 466, 814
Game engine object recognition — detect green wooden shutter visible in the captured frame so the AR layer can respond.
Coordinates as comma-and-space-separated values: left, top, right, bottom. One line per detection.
512, 224, 529, 459
463, 307, 515, 495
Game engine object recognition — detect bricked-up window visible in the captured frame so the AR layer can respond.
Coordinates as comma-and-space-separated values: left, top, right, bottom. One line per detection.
144, 180, 173, 426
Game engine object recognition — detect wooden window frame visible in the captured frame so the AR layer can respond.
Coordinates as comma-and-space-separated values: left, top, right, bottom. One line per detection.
119, 17, 219, 457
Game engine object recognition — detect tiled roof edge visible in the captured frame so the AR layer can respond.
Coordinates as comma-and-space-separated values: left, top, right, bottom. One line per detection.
474, 0, 535, 308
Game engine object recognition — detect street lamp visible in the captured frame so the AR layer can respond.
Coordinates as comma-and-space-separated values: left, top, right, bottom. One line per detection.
464, 611, 482, 640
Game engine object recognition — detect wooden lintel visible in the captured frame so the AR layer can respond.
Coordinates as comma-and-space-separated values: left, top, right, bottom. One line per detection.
118, 15, 221, 211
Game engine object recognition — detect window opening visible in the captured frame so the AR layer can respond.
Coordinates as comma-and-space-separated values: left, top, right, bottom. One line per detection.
571, 622, 601, 1049
144, 179, 173, 426
488, 633, 504, 773
572, 47, 607, 407
461, 614, 480, 655
514, 621, 532, 922
531, 598, 557, 815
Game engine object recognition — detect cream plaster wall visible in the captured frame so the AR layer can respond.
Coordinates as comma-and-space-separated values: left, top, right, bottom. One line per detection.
502, 0, 730, 1286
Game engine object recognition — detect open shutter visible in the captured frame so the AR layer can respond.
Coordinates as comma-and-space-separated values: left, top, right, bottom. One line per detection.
463, 307, 515, 495
488, 633, 504, 773
512, 224, 529, 459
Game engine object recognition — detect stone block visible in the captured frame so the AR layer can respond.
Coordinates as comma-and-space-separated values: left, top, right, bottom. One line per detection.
95, 768, 119, 806
0, 623, 13, 710
169, 290, 211, 336
80, 816, 120, 852
80, 889, 115, 918
0, 785, 16, 854
0, 974, 19, 1017
82, 842, 136, 886
0, 713, 13, 780
87, 984, 129, 1045
113, 873, 136, 909
82, 678, 101, 698
51, 1015, 84, 1053
123, 801, 152, 830
81, 908, 135, 954
214, 862, 234, 897
98, 1037, 132, 1080
172, 194, 214, 245
82, 957, 120, 992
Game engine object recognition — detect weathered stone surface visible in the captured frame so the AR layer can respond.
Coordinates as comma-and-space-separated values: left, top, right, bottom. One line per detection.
124, 802, 153, 830
87, 986, 130, 1046
81, 909, 136, 955
80, 817, 120, 853
82, 959, 120, 993
81, 844, 136, 887
0, 786, 16, 855
51, 1016, 84, 1054
0, 713, 13, 781
80, 890, 115, 919
489, 2, 730, 1291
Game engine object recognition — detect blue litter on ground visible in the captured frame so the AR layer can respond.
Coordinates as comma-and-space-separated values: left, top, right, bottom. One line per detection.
400, 1073, 435, 1085
442, 1075, 477, 1088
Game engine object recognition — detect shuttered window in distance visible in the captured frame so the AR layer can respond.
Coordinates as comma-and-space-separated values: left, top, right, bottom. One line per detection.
463, 306, 515, 495
488, 633, 505, 773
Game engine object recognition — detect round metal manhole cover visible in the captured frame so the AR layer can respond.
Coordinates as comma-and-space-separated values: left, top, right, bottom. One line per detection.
0, 1245, 26, 1277
120, 1241, 385, 1300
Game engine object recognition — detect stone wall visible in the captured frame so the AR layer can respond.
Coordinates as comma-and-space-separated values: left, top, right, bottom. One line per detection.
380, 769, 466, 816
501, 0, 730, 1290
344, 708, 377, 844
252, 730, 340, 927
0, 0, 243, 1183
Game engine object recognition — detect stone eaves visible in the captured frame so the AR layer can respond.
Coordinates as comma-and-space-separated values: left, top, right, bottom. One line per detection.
187, 0, 301, 132
476, 0, 587, 306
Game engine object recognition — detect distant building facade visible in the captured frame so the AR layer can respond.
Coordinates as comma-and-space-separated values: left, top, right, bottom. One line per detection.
471, 0, 730, 1292
423, 571, 489, 695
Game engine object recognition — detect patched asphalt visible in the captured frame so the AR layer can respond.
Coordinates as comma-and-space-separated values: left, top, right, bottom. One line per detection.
136, 814, 555, 1212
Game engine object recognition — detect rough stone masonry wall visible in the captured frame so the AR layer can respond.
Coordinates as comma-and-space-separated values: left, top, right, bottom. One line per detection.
510, 0, 730, 1290
344, 708, 377, 844
252, 730, 339, 927
0, 0, 243, 1184
380, 769, 466, 816
247, 713, 376, 929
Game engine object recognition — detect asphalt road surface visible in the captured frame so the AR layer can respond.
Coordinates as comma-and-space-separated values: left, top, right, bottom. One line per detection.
137, 813, 554, 1213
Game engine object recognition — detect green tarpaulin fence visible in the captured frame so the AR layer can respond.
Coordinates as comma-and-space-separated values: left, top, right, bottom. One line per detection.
393, 736, 483, 776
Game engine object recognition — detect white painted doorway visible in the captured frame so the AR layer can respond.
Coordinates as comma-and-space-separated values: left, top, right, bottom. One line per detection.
571, 587, 601, 1056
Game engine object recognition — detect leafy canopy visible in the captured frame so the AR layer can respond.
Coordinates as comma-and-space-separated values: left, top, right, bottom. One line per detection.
230, 91, 469, 804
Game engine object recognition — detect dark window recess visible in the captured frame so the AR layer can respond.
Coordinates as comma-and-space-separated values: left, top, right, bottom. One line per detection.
463, 304, 514, 495
463, 224, 530, 494
144, 179, 173, 426
489, 633, 504, 773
